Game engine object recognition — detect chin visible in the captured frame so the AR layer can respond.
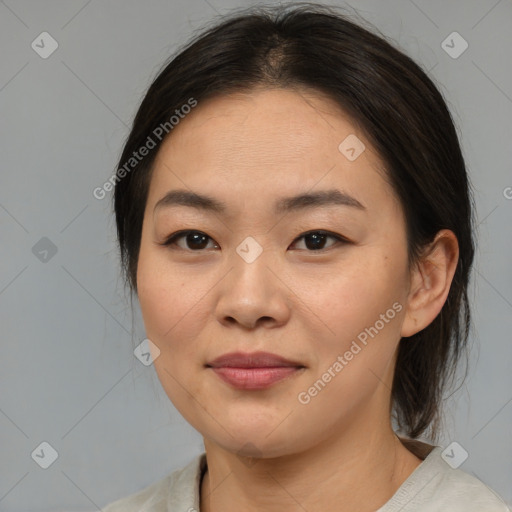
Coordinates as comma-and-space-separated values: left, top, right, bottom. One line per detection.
204, 425, 303, 460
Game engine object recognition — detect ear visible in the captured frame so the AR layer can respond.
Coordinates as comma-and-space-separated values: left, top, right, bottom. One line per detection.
400, 229, 459, 338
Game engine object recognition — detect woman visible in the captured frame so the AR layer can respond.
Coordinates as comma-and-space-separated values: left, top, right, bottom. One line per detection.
104, 3, 510, 511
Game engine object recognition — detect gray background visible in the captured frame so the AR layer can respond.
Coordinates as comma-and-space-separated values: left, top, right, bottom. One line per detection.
1, 0, 511, 510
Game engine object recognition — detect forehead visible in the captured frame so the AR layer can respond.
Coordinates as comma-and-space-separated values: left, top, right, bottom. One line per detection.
156, 88, 363, 169
148, 88, 397, 217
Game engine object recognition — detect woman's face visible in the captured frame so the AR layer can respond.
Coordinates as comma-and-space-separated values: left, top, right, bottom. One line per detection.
137, 88, 414, 458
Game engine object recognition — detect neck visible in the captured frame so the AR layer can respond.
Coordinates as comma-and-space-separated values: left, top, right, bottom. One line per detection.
200, 422, 423, 512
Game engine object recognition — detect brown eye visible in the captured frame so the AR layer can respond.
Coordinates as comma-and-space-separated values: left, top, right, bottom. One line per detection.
161, 229, 347, 252
163, 231, 218, 251
290, 231, 347, 251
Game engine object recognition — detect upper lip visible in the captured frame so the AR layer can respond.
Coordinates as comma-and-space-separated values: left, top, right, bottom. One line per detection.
206, 351, 305, 369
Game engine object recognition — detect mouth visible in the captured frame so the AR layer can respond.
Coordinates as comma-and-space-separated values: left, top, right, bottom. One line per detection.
205, 351, 306, 390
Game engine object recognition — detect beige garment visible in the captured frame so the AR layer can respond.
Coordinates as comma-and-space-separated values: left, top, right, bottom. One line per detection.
103, 443, 510, 512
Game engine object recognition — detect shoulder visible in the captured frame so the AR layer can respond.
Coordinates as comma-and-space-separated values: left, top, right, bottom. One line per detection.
102, 453, 206, 512
433, 466, 510, 511
380, 445, 510, 512
102, 474, 173, 512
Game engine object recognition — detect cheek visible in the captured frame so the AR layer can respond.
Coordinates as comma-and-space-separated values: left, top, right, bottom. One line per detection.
137, 246, 192, 338
137, 277, 180, 340
136, 248, 216, 376
136, 254, 207, 404
305, 256, 403, 335
300, 256, 407, 392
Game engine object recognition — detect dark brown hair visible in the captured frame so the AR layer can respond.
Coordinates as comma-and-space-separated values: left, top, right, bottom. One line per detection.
113, 2, 475, 440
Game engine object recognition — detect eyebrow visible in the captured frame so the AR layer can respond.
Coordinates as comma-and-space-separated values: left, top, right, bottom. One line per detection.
153, 188, 366, 215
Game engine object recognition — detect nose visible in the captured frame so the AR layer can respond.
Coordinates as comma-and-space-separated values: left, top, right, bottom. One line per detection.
213, 250, 290, 330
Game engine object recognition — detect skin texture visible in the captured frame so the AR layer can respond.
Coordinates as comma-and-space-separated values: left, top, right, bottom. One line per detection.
136, 88, 459, 512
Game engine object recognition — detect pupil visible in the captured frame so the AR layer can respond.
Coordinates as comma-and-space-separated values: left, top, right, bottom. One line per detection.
184, 232, 327, 250
188, 233, 207, 249
306, 233, 325, 250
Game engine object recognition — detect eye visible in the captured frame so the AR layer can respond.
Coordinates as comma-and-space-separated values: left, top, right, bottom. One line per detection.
161, 230, 218, 251
290, 230, 347, 251
160, 229, 348, 252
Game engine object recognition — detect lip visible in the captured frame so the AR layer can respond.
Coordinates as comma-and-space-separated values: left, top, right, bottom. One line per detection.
206, 351, 306, 390
206, 351, 304, 369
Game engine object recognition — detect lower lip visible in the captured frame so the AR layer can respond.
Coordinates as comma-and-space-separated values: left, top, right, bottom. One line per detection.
210, 366, 303, 390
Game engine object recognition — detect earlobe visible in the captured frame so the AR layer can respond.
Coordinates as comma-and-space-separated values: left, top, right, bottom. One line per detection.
400, 230, 459, 338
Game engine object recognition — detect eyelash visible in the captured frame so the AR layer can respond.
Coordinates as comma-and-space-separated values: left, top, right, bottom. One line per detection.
160, 229, 349, 252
